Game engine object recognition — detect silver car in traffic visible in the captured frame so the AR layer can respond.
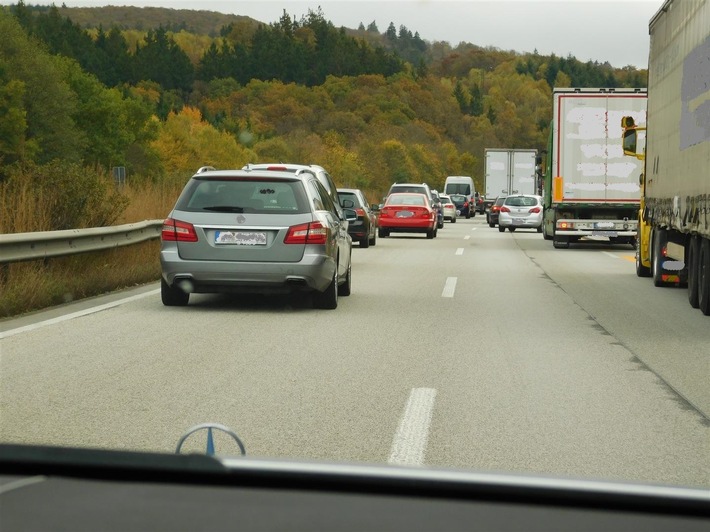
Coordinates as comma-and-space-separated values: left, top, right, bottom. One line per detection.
498, 194, 543, 232
160, 167, 356, 309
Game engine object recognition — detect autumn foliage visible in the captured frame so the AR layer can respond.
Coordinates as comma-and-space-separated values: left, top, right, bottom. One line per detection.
0, 3, 647, 228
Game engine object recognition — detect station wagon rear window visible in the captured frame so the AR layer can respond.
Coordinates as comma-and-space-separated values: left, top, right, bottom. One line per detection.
175, 177, 309, 214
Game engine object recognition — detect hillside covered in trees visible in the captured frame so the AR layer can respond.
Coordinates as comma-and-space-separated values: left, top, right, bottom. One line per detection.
1, 2, 647, 229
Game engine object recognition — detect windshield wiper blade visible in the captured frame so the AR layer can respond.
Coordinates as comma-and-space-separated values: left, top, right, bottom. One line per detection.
201, 206, 245, 213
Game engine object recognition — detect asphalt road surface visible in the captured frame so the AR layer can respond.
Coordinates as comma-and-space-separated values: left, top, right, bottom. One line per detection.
1, 216, 708, 489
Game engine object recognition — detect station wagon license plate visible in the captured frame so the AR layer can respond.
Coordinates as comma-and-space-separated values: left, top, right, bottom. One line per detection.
396, 211, 414, 218
215, 231, 267, 245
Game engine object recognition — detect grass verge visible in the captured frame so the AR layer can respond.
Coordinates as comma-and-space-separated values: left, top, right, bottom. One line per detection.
0, 240, 161, 319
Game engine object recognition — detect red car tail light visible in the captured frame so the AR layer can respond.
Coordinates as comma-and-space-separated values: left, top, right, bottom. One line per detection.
162, 218, 198, 242
500, 206, 511, 213
355, 208, 365, 216
529, 207, 541, 213
284, 222, 327, 244
492, 206, 500, 213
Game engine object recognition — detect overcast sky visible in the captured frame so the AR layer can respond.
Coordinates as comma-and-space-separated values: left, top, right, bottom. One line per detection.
17, 0, 662, 68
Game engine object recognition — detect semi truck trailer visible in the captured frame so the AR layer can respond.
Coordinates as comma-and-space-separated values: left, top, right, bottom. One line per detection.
542, 88, 647, 248
622, 0, 710, 315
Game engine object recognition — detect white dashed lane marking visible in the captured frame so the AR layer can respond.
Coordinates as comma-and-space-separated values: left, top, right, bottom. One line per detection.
441, 277, 457, 298
388, 388, 437, 466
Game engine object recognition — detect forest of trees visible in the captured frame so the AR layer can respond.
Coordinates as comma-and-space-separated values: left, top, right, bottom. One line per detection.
0, 2, 648, 231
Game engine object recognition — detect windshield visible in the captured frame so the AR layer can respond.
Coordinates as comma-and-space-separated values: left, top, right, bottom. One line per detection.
1, 0, 708, 495
445, 183, 471, 195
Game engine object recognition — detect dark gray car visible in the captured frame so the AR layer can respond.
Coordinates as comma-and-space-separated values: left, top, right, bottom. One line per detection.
160, 168, 356, 309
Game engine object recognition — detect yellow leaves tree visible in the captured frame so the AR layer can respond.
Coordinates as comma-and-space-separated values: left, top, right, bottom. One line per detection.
151, 106, 256, 176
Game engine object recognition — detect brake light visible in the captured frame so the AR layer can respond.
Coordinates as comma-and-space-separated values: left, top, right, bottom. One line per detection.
492, 206, 500, 213
162, 218, 198, 242
266, 166, 288, 171
284, 221, 327, 244
558, 221, 572, 230
529, 207, 541, 213
463, 201, 469, 207
355, 208, 365, 216
500, 206, 511, 213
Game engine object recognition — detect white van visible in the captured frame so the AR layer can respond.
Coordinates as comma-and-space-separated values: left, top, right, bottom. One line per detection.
444, 176, 475, 197
444, 176, 476, 218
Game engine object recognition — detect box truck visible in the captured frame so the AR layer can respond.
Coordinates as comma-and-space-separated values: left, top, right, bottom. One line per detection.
622, 0, 710, 315
484, 149, 538, 207
542, 88, 647, 248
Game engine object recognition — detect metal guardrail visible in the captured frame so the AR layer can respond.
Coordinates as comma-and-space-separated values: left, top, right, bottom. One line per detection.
0, 220, 164, 264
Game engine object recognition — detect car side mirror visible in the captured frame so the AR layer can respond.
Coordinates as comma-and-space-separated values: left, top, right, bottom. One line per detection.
342, 208, 358, 222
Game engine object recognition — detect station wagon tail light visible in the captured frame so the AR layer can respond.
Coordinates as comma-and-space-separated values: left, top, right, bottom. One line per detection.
285, 222, 327, 244
162, 218, 198, 242
529, 207, 541, 213
500, 206, 511, 213
355, 208, 366, 216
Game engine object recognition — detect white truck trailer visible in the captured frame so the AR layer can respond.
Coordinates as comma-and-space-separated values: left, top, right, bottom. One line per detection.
542, 88, 647, 248
622, 0, 710, 315
484, 149, 538, 208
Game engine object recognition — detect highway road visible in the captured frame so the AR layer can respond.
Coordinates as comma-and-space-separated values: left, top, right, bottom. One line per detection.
1, 216, 709, 489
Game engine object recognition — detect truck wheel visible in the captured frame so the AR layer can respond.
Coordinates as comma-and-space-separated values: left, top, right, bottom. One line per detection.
635, 236, 651, 277
698, 238, 710, 316
687, 236, 700, 308
542, 222, 553, 241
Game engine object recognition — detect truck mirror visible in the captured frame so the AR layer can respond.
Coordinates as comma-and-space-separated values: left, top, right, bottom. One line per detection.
623, 129, 638, 156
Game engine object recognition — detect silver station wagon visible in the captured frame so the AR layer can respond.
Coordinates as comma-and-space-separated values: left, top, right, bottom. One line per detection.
160, 167, 356, 309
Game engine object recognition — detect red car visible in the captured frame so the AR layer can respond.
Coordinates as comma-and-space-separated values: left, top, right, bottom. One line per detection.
378, 193, 438, 239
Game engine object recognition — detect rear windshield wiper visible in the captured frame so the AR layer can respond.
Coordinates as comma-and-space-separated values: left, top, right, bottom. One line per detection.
201, 206, 245, 213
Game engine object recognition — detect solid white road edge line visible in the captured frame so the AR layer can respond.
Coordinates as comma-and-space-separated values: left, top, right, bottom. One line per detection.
0, 289, 161, 340
388, 388, 437, 466
441, 277, 457, 298
455, 248, 464, 256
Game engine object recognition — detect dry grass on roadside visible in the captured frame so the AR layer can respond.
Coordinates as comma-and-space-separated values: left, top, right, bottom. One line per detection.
118, 180, 184, 224
0, 241, 161, 318
1, 176, 187, 318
